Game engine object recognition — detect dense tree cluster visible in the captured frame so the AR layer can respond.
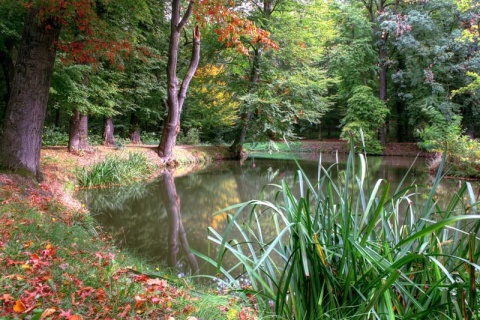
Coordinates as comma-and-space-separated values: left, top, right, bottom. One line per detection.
0, 0, 479, 178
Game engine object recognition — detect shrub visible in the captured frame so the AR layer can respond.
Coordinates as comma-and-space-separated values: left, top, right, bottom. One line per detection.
416, 109, 480, 178
196, 147, 480, 319
177, 128, 201, 145
141, 132, 160, 145
42, 126, 69, 146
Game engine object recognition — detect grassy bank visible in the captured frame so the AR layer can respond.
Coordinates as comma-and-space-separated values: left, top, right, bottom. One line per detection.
0, 145, 254, 319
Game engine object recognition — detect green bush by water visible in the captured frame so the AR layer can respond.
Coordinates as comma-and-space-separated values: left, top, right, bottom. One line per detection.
196, 149, 480, 319
77, 152, 153, 188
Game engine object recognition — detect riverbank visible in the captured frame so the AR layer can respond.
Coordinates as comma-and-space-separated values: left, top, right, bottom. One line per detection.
0, 144, 254, 319
0, 141, 429, 318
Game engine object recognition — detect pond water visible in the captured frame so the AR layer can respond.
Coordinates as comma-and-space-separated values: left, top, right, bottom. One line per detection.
76, 154, 479, 276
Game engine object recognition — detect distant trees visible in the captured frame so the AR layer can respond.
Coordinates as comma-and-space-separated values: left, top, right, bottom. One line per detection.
0, 0, 478, 175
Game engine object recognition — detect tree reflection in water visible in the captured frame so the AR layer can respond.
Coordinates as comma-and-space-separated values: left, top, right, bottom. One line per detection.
158, 169, 199, 273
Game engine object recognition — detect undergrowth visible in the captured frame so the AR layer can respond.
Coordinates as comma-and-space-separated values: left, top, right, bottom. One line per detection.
0, 174, 254, 319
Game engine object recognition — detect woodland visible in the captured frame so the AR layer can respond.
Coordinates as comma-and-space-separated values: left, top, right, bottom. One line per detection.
1, 1, 480, 319
0, 0, 479, 179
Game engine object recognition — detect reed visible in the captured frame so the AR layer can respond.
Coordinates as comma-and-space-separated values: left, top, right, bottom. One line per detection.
77, 152, 152, 188
195, 149, 480, 319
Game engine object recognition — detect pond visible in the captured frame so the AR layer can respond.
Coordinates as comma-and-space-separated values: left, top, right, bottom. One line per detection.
76, 154, 479, 276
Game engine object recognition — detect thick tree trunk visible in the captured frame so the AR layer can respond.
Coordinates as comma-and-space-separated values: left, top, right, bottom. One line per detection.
158, 0, 200, 165
68, 110, 89, 153
158, 169, 199, 273
129, 113, 142, 144
0, 50, 15, 107
103, 117, 115, 146
0, 8, 61, 180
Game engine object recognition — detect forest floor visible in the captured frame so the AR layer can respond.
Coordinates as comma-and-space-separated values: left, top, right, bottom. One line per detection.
0, 140, 428, 319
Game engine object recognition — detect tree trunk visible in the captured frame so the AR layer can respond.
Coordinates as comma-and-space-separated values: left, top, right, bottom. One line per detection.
159, 169, 199, 273
129, 113, 142, 144
230, 1, 272, 159
379, 47, 388, 145
157, 0, 200, 165
103, 117, 115, 146
68, 109, 89, 153
0, 8, 61, 180
230, 47, 262, 159
0, 50, 15, 107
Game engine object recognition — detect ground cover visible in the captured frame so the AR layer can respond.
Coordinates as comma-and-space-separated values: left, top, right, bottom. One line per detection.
0, 145, 255, 319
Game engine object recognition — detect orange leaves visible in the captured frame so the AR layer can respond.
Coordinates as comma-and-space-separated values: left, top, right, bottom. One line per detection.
194, 0, 277, 55
13, 299, 26, 313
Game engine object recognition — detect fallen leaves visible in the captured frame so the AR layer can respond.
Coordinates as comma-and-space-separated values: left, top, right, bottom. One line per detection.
13, 299, 26, 313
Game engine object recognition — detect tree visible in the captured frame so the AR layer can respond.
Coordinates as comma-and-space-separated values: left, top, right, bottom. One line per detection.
228, 0, 335, 157
157, 0, 200, 165
340, 85, 389, 154
0, 1, 135, 179
0, 6, 61, 180
157, 0, 274, 164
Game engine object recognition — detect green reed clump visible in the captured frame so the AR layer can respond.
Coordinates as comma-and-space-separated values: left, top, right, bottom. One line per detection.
77, 152, 153, 188
195, 150, 480, 319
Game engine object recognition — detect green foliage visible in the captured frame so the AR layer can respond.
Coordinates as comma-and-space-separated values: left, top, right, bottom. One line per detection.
77, 152, 154, 188
340, 86, 389, 154
177, 128, 201, 145
416, 106, 480, 177
196, 148, 480, 319
141, 132, 159, 145
42, 126, 69, 146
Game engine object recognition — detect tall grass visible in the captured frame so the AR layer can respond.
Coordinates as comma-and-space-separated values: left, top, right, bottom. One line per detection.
195, 149, 480, 319
77, 152, 153, 188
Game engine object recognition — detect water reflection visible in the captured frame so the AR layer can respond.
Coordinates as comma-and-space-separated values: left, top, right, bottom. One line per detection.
158, 169, 199, 273
77, 156, 479, 275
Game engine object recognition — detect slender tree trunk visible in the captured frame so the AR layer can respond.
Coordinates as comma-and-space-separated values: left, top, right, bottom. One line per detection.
0, 8, 61, 180
68, 109, 89, 153
103, 117, 115, 145
158, 0, 200, 165
379, 47, 388, 145
129, 113, 142, 144
230, 1, 272, 159
159, 169, 199, 273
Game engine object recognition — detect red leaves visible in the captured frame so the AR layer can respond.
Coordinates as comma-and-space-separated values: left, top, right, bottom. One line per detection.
194, 0, 278, 55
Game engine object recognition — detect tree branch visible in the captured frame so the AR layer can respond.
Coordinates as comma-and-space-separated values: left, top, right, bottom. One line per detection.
177, 1, 194, 31
178, 26, 200, 112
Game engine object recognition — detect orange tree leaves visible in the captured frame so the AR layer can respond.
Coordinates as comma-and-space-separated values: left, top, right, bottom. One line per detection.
194, 0, 278, 54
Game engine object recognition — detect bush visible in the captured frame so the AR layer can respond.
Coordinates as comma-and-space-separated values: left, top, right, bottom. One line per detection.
177, 128, 201, 145
196, 147, 480, 319
141, 132, 160, 145
42, 126, 69, 146
416, 110, 480, 178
